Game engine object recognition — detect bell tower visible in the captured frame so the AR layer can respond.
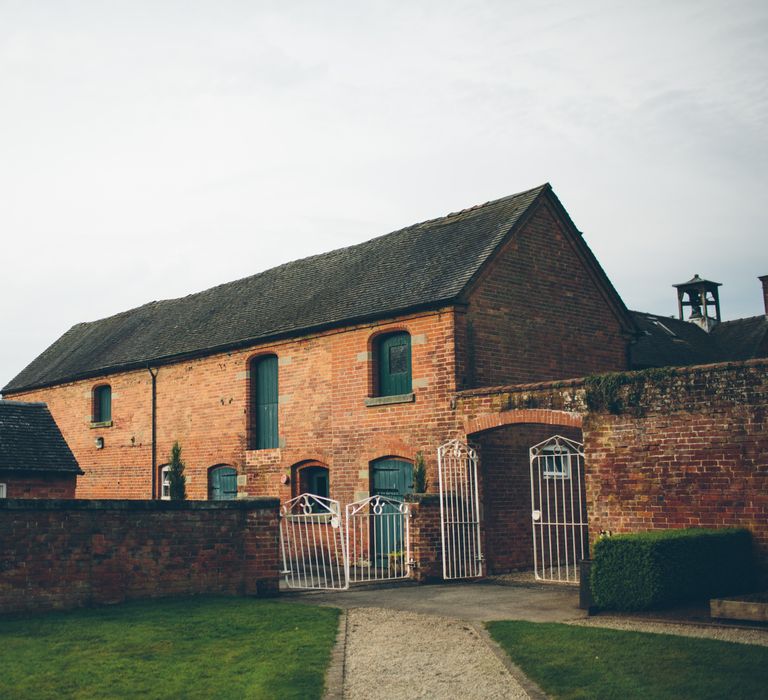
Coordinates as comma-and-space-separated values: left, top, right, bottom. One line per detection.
673, 274, 721, 332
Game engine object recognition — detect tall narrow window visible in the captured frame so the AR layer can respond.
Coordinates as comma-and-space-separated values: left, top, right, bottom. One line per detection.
376, 332, 411, 396
93, 385, 112, 423
160, 465, 171, 500
251, 355, 278, 449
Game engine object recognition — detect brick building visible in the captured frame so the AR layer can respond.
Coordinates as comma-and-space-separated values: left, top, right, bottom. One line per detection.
0, 401, 82, 498
2, 183, 766, 575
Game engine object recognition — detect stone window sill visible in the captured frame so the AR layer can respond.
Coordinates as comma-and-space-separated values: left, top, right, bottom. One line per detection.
90, 420, 112, 429
364, 393, 415, 407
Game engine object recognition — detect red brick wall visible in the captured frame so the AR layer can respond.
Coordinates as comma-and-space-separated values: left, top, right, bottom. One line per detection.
474, 424, 583, 574
584, 360, 768, 575
459, 199, 629, 388
6, 308, 462, 506
0, 498, 279, 615
0, 472, 77, 499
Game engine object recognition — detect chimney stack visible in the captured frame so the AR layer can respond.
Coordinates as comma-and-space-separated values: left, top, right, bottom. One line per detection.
760, 275, 768, 316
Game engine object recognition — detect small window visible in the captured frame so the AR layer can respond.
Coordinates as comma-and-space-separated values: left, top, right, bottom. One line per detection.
376, 332, 411, 397
160, 465, 171, 500
209, 465, 238, 501
0, 483, 6, 499
93, 385, 112, 423
541, 445, 571, 479
296, 464, 330, 512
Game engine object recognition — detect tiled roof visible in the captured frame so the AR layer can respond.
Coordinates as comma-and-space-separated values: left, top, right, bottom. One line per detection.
5, 185, 554, 393
630, 311, 768, 369
711, 315, 768, 361
0, 401, 82, 473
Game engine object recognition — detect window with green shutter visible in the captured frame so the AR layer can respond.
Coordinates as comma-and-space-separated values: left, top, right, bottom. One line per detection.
377, 332, 411, 396
93, 385, 111, 423
209, 465, 238, 500
251, 355, 278, 449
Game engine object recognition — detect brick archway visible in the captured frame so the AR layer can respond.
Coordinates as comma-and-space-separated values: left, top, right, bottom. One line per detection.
464, 409, 583, 436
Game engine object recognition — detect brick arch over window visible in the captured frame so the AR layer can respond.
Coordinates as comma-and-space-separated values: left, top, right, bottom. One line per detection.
208, 464, 238, 501
367, 328, 412, 397
291, 460, 330, 500
464, 409, 582, 436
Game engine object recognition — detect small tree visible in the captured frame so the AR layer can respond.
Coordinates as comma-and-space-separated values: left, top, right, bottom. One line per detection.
167, 441, 187, 500
413, 451, 428, 493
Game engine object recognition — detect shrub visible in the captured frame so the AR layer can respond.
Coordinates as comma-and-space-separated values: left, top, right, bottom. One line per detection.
167, 441, 187, 501
413, 451, 428, 493
591, 528, 756, 611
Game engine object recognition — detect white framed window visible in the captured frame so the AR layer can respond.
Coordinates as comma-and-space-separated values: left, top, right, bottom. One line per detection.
0, 483, 6, 499
160, 465, 171, 500
541, 445, 571, 479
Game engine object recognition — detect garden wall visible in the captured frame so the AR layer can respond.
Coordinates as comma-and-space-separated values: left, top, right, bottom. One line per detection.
0, 498, 279, 615
584, 359, 768, 576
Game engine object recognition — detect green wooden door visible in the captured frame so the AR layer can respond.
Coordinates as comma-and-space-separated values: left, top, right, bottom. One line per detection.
209, 466, 237, 500
371, 459, 413, 565
253, 355, 278, 449
378, 333, 411, 396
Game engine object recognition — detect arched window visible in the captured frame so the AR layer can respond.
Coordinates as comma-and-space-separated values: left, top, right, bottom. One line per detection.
375, 332, 411, 397
295, 464, 330, 500
92, 384, 112, 423
160, 465, 171, 500
250, 355, 278, 449
209, 465, 238, 501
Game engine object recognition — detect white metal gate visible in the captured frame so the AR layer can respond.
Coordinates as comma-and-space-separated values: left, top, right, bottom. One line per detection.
529, 435, 588, 583
345, 495, 410, 583
280, 493, 349, 590
438, 439, 483, 579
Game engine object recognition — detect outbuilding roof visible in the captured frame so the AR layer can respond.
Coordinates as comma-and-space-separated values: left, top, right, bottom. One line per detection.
0, 401, 82, 474
3, 183, 633, 393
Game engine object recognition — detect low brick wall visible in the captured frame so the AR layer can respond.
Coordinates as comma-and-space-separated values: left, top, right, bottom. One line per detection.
0, 498, 280, 615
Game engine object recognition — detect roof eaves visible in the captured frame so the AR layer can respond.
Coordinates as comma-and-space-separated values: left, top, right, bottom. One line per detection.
2, 296, 461, 394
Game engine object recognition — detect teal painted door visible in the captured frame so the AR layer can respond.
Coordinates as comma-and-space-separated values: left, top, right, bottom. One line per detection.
253, 355, 278, 449
371, 459, 413, 566
209, 466, 237, 500
378, 333, 411, 396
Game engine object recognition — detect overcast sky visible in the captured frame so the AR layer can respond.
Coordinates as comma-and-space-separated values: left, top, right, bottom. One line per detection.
1, 0, 766, 389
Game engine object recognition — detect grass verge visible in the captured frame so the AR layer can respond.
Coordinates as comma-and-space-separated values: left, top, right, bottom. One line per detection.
487, 620, 768, 700
0, 596, 339, 700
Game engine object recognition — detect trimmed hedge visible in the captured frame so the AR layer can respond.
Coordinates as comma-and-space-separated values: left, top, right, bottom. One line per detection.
591, 528, 756, 611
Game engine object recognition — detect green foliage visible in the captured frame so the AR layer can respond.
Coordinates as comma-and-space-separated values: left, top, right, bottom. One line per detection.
0, 597, 339, 700
167, 441, 187, 501
585, 367, 675, 415
487, 620, 768, 700
413, 451, 428, 493
590, 528, 756, 611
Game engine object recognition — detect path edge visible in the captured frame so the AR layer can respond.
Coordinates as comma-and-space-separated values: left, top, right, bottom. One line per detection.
323, 609, 348, 700
473, 622, 549, 700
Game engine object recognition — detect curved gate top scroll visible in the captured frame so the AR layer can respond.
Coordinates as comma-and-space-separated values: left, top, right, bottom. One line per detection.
437, 439, 483, 580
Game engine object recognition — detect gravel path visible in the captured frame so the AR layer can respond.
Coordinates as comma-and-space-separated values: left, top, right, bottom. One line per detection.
570, 616, 768, 647
342, 608, 530, 699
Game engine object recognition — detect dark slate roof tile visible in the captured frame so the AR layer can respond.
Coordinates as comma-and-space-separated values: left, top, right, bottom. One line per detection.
0, 401, 82, 473
4, 185, 548, 392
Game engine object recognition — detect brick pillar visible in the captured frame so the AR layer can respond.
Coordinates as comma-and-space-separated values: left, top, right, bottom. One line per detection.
406, 494, 443, 582
242, 501, 281, 597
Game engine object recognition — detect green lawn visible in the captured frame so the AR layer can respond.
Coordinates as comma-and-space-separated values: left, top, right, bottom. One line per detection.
0, 597, 339, 700
487, 620, 768, 700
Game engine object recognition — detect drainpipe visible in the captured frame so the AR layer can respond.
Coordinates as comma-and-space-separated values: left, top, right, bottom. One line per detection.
147, 366, 159, 499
